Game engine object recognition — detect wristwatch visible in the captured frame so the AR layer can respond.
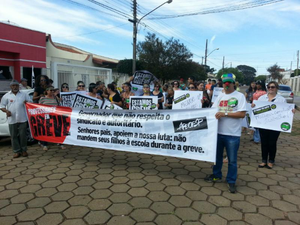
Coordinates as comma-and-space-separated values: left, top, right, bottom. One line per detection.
225, 112, 228, 117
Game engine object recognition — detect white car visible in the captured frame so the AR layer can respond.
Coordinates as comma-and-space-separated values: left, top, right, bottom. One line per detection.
0, 89, 35, 142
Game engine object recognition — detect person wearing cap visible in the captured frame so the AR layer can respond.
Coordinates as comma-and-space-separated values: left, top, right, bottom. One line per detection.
252, 80, 267, 144
19, 78, 31, 90
0, 80, 32, 158
205, 73, 247, 194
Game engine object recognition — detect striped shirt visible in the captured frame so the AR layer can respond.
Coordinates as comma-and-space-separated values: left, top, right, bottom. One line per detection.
39, 97, 59, 106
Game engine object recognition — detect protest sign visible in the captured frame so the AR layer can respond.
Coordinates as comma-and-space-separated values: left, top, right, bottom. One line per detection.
172, 91, 202, 109
241, 103, 254, 130
131, 70, 156, 96
211, 87, 224, 103
129, 96, 158, 110
102, 98, 123, 110
250, 101, 295, 133
72, 93, 103, 109
60, 92, 77, 107
25, 103, 218, 162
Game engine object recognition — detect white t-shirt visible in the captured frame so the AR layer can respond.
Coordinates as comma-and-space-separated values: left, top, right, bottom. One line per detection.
212, 90, 247, 137
0, 91, 32, 124
257, 94, 286, 103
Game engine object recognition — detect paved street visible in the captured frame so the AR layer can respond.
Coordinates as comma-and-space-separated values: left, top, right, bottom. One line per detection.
0, 114, 299, 225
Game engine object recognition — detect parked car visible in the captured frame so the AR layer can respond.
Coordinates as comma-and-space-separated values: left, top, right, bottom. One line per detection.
278, 85, 294, 103
0, 89, 35, 143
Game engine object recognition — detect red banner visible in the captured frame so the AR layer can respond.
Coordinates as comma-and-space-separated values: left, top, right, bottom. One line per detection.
26, 103, 72, 144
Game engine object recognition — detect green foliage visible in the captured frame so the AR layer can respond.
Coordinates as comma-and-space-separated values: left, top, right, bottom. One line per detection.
216, 68, 244, 83
137, 33, 196, 82
255, 75, 267, 82
291, 69, 299, 77
117, 59, 143, 75
237, 65, 256, 85
267, 64, 283, 81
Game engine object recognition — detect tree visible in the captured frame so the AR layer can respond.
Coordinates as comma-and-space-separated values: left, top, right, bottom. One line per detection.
237, 65, 256, 85
117, 59, 144, 75
254, 75, 267, 82
137, 33, 194, 82
291, 69, 299, 77
267, 64, 283, 83
216, 68, 244, 84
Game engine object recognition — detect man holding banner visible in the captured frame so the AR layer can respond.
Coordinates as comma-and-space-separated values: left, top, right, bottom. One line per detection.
205, 73, 246, 194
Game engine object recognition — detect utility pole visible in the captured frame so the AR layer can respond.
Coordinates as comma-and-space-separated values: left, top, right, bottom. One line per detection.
204, 39, 208, 66
222, 56, 225, 74
296, 50, 299, 77
230, 62, 232, 68
201, 57, 204, 65
132, 0, 137, 75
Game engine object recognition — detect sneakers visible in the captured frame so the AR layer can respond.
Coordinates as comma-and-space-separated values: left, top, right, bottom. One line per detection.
43, 146, 48, 151
204, 174, 222, 183
228, 183, 236, 193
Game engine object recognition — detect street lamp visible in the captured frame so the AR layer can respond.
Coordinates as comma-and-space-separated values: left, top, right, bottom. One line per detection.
204, 47, 219, 66
129, 0, 173, 74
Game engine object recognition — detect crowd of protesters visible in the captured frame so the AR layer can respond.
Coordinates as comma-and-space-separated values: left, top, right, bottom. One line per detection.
0, 73, 296, 194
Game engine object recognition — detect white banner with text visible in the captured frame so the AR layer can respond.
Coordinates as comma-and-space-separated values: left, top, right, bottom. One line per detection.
26, 103, 218, 162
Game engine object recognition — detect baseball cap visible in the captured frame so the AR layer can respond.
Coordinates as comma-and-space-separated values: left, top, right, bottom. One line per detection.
221, 73, 235, 83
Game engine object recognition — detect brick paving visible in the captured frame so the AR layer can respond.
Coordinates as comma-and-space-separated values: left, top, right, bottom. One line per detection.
0, 115, 299, 224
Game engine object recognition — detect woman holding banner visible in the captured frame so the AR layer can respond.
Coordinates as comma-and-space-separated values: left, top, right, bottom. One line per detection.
121, 82, 135, 109
87, 83, 102, 100
107, 83, 123, 107
164, 88, 174, 109
39, 86, 66, 151
253, 81, 287, 169
197, 82, 211, 108
152, 83, 164, 109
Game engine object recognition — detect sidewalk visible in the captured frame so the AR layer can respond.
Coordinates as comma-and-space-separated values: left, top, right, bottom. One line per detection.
0, 116, 299, 224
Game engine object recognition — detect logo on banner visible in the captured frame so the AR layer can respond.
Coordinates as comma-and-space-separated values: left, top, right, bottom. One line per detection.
131, 98, 157, 110
73, 95, 98, 109
253, 104, 275, 115
173, 117, 208, 133
174, 93, 190, 104
281, 122, 291, 131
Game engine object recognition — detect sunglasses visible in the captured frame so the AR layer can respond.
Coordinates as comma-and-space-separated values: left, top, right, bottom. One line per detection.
62, 86, 69, 88
78, 85, 85, 87
188, 87, 195, 89
48, 89, 55, 92
267, 86, 276, 89
174, 83, 178, 85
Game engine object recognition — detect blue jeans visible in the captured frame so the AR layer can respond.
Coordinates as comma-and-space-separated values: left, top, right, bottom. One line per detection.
253, 128, 260, 143
213, 134, 240, 184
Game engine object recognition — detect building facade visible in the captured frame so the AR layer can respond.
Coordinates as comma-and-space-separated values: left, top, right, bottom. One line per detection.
0, 22, 46, 89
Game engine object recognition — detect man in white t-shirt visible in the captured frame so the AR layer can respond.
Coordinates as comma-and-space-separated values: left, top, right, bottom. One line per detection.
0, 80, 32, 158
205, 73, 246, 193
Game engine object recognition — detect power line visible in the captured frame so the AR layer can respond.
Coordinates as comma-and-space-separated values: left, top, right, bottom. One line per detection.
148, 0, 284, 20
87, 0, 132, 19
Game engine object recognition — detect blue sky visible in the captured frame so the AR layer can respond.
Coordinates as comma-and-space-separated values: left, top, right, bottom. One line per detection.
1, 0, 299, 76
